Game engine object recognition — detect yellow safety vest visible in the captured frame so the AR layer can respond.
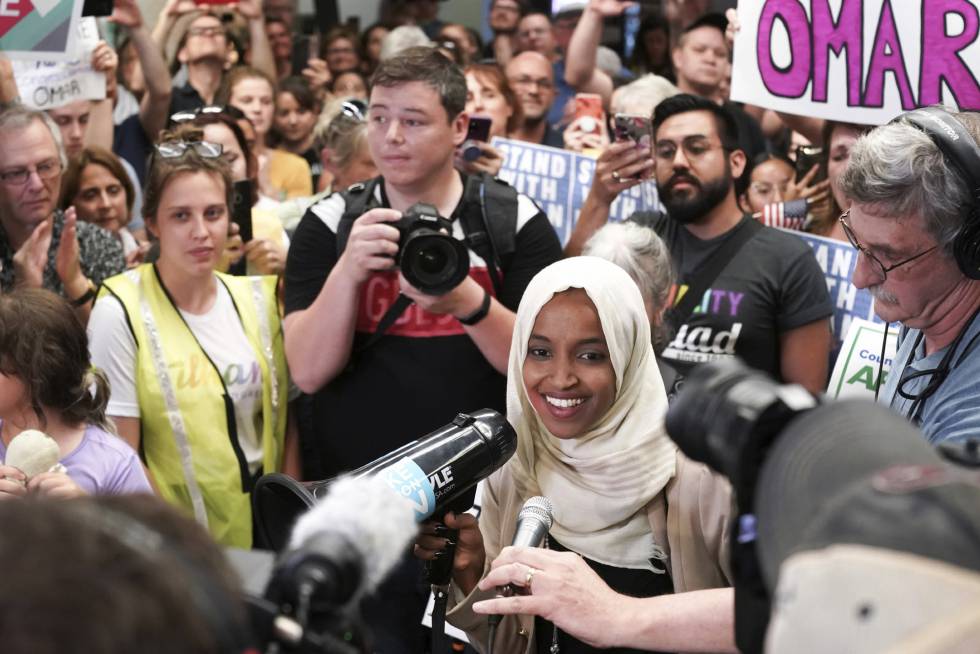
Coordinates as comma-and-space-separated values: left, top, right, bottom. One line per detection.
100, 264, 288, 548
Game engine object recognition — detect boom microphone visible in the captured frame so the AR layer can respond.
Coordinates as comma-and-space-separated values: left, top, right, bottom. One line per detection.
253, 409, 518, 551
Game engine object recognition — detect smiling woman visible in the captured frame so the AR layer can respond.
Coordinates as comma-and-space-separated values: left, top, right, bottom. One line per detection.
414, 256, 735, 654
59, 146, 144, 266
86, 129, 297, 548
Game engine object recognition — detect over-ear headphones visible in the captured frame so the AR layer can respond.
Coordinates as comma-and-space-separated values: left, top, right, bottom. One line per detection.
894, 107, 980, 279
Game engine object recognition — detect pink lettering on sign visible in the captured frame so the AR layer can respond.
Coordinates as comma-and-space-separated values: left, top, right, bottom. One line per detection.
920, 0, 980, 107
757, 0, 811, 98
811, 0, 862, 104
864, 0, 916, 109
755, 0, 980, 111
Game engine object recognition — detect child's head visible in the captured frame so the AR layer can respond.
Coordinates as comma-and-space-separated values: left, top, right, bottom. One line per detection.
510, 257, 656, 441
0, 289, 110, 430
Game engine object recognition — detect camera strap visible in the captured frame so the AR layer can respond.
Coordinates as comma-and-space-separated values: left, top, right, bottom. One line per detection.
353, 293, 414, 357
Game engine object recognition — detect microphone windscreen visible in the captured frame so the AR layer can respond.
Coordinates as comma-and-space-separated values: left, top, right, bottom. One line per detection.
287, 474, 419, 592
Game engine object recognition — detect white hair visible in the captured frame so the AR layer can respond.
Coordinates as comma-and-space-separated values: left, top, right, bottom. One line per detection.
379, 26, 433, 61
611, 74, 680, 117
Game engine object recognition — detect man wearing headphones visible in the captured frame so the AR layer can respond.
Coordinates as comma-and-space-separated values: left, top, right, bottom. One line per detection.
838, 107, 980, 445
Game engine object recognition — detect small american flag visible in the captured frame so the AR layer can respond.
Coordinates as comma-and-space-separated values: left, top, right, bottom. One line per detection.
754, 199, 808, 231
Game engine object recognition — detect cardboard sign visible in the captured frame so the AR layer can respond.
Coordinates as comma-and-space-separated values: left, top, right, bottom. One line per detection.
11, 15, 104, 109
492, 137, 663, 244
730, 0, 980, 124
827, 317, 899, 398
0, 0, 83, 60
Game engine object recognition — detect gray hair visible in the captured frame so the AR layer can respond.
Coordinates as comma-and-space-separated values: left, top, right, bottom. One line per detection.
583, 221, 675, 350
379, 25, 433, 61
838, 109, 980, 255
0, 102, 67, 168
610, 74, 680, 118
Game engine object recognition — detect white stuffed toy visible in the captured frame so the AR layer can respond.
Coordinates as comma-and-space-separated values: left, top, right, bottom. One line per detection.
2, 429, 66, 483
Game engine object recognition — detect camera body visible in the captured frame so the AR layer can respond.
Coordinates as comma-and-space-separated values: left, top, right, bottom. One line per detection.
393, 203, 470, 295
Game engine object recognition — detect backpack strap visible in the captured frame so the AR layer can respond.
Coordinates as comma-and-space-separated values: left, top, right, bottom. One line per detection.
458, 174, 519, 297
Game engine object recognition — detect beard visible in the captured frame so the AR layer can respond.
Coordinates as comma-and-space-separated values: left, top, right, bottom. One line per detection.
658, 165, 733, 225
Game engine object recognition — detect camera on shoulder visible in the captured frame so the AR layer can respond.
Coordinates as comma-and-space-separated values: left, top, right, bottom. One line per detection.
394, 203, 471, 295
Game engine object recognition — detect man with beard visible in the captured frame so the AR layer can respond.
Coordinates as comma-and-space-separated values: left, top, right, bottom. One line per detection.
573, 94, 831, 392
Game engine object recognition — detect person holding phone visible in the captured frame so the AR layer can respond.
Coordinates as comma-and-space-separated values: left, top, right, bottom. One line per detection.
458, 63, 519, 176
88, 130, 298, 547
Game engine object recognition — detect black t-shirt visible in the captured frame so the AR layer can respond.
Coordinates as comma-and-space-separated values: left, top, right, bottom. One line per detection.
299, 146, 322, 192
649, 214, 832, 380
284, 175, 561, 479
114, 114, 152, 184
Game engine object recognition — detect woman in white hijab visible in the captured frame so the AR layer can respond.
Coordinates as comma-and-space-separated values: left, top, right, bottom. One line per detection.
416, 257, 735, 654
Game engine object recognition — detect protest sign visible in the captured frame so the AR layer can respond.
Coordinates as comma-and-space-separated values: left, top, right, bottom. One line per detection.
11, 15, 104, 110
827, 317, 899, 399
791, 229, 882, 345
730, 0, 980, 124
492, 137, 662, 244
0, 0, 83, 60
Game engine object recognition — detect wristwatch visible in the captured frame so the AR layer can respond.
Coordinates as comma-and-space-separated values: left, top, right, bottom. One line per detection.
457, 289, 492, 326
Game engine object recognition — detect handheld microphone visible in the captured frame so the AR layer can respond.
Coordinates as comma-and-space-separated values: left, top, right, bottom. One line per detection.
488, 496, 554, 635
253, 409, 518, 550
509, 495, 554, 550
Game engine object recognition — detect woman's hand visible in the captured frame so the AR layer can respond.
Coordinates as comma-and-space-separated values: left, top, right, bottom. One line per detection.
28, 471, 87, 499
220, 221, 245, 272
455, 142, 504, 177
302, 58, 332, 95
0, 465, 28, 500
589, 140, 654, 205
415, 511, 486, 596
785, 164, 831, 206
563, 115, 611, 153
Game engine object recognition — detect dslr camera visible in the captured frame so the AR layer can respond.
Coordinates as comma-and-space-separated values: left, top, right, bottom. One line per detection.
394, 203, 470, 295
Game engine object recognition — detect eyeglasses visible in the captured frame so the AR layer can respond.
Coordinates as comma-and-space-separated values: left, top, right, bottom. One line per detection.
155, 140, 224, 159
0, 159, 62, 185
654, 136, 729, 162
509, 76, 554, 91
170, 105, 245, 125
187, 26, 225, 38
839, 209, 938, 280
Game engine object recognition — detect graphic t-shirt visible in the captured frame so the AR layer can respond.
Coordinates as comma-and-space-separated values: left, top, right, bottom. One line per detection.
88, 280, 265, 471
655, 216, 833, 379
284, 176, 562, 479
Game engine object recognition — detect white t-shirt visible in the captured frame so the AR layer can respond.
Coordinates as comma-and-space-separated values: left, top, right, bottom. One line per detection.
88, 279, 265, 471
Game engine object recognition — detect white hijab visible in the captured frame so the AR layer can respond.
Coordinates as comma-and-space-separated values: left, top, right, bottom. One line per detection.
507, 257, 677, 571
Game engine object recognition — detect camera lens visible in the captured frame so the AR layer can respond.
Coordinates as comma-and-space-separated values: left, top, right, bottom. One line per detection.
418, 247, 449, 275
401, 231, 470, 295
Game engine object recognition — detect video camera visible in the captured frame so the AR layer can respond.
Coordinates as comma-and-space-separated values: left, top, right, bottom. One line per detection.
666, 359, 980, 653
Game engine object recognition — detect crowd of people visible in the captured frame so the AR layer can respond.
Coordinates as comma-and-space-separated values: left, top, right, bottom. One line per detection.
1, 0, 978, 652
